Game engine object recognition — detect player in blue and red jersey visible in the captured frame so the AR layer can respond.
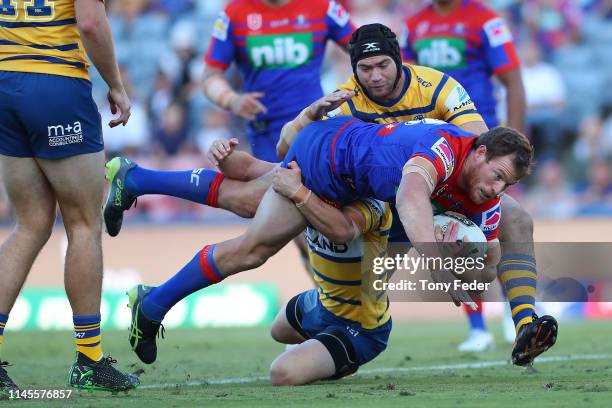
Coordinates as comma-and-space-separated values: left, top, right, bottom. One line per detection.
125, 116, 557, 369
402, 0, 528, 349
401, 0, 525, 130
202, 0, 354, 162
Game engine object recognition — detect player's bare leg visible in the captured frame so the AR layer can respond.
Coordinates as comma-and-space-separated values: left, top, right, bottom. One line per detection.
270, 302, 336, 385
36, 152, 139, 391
0, 157, 55, 395
497, 194, 557, 365
217, 171, 272, 218
128, 186, 307, 363
0, 157, 56, 314
37, 152, 105, 315
211, 187, 307, 276
270, 340, 336, 386
270, 303, 306, 345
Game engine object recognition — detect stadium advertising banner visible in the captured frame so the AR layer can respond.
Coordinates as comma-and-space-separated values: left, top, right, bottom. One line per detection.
10, 284, 279, 331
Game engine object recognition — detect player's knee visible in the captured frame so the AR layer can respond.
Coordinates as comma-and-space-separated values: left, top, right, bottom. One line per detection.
16, 219, 53, 247
15, 208, 55, 245
269, 358, 299, 386
500, 200, 533, 242
64, 218, 102, 242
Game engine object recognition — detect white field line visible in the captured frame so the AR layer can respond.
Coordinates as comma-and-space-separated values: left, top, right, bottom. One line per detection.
139, 353, 612, 390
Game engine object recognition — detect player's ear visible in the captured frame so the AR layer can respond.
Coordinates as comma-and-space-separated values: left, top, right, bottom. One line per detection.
475, 144, 487, 162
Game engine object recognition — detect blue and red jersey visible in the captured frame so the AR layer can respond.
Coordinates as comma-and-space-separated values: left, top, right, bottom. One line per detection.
205, 0, 354, 123
401, 0, 520, 128
285, 117, 500, 240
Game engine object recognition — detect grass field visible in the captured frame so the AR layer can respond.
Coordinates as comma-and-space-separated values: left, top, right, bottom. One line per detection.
2, 319, 611, 407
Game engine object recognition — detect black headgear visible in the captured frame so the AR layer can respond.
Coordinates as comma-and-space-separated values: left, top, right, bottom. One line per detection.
349, 23, 403, 92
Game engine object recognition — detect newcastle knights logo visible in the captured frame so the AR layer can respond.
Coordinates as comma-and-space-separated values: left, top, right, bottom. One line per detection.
247, 13, 263, 31
481, 203, 501, 232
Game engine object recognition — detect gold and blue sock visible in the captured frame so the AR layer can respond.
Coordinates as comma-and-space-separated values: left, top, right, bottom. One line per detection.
0, 313, 7, 358
73, 314, 103, 362
498, 254, 537, 332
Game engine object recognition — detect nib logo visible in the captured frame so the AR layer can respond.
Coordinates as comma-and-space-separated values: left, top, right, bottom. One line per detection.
415, 38, 466, 69
248, 33, 313, 68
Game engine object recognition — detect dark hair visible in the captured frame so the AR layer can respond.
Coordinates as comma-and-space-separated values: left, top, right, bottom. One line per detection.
473, 126, 534, 179
348, 23, 402, 90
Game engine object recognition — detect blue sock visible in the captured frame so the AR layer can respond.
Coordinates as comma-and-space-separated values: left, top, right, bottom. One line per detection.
468, 311, 486, 332
126, 166, 224, 206
465, 300, 486, 331
142, 245, 224, 321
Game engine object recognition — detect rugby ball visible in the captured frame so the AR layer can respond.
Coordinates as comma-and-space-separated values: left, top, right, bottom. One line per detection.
433, 212, 487, 259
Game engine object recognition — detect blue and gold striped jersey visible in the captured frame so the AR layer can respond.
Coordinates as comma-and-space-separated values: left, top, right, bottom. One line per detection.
330, 64, 483, 126
0, 0, 90, 79
307, 198, 393, 330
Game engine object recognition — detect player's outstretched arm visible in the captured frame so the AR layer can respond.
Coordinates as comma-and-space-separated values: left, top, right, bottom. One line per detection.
207, 138, 276, 181
202, 66, 267, 121
272, 162, 363, 243
75, 0, 129, 127
277, 90, 354, 159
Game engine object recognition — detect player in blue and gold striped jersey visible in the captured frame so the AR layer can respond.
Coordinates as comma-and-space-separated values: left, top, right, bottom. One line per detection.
0, 0, 137, 395
332, 63, 482, 126
276, 24, 488, 160
305, 197, 392, 330
0, 0, 89, 79
269, 165, 393, 385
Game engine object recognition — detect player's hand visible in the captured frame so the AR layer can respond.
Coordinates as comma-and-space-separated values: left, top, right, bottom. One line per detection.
431, 269, 478, 310
107, 87, 131, 128
308, 90, 355, 120
207, 138, 239, 166
229, 92, 267, 120
272, 161, 303, 198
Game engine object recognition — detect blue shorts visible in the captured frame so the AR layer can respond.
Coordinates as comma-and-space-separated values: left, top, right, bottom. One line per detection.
247, 118, 288, 162
286, 289, 391, 374
0, 71, 103, 159
281, 117, 357, 208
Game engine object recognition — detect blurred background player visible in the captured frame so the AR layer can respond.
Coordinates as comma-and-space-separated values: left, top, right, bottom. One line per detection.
202, 0, 354, 162
401, 0, 528, 351
0, 0, 138, 395
197, 0, 354, 274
